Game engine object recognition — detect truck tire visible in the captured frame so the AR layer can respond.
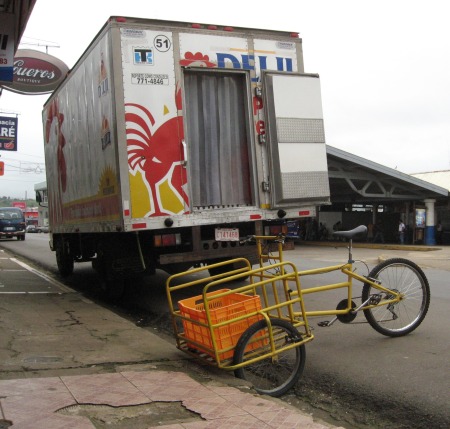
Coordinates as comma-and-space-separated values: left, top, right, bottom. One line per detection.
208, 259, 250, 281
99, 276, 125, 301
163, 262, 193, 275
56, 241, 74, 277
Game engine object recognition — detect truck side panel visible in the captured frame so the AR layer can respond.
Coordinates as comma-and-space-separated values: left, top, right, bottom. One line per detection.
44, 30, 122, 233
42, 19, 331, 284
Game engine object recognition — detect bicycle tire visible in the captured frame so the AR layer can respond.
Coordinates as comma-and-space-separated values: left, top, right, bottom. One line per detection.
362, 258, 430, 337
233, 318, 305, 397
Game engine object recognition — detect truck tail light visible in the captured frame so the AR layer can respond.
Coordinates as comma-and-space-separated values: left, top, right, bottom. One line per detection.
264, 224, 288, 236
154, 233, 181, 247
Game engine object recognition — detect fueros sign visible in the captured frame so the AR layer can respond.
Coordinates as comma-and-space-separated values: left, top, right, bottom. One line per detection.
1, 49, 69, 95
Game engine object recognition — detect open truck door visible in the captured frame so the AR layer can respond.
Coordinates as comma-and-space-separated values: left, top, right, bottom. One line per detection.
183, 69, 255, 211
264, 73, 330, 208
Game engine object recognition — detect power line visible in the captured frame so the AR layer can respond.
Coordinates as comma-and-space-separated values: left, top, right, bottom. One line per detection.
0, 178, 44, 183
2, 153, 45, 161
19, 37, 60, 54
0, 160, 45, 174
21, 36, 59, 45
0, 110, 20, 116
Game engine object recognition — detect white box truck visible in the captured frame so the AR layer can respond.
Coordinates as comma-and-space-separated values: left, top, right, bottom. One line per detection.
41, 16, 330, 297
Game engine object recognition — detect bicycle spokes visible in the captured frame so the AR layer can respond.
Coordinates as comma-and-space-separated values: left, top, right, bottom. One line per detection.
362, 259, 430, 337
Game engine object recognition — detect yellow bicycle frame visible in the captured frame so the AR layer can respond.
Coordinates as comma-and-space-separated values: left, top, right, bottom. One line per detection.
254, 234, 402, 319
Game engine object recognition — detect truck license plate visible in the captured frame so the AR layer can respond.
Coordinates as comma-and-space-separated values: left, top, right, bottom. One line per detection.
215, 228, 239, 241
4, 227, 14, 231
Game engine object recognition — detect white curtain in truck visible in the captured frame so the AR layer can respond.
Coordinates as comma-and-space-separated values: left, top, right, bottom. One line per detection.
184, 71, 252, 209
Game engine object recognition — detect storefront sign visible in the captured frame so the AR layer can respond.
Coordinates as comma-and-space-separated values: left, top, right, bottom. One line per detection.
0, 14, 15, 83
1, 49, 69, 94
12, 202, 26, 210
0, 116, 18, 151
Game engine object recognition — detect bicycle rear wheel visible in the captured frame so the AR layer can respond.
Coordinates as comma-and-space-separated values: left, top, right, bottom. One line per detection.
362, 258, 430, 337
233, 318, 305, 397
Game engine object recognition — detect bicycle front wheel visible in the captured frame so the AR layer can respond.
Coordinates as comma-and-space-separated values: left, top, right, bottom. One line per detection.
233, 318, 305, 397
362, 258, 430, 337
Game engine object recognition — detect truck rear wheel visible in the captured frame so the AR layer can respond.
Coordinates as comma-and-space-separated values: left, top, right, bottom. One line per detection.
56, 241, 74, 277
208, 259, 250, 280
99, 276, 125, 301
163, 262, 193, 275
207, 259, 230, 277
95, 241, 125, 301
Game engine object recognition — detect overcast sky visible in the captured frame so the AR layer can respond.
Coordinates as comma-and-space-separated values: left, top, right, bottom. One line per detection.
0, 0, 449, 199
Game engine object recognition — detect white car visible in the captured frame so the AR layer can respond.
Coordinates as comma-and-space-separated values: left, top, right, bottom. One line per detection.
26, 225, 49, 233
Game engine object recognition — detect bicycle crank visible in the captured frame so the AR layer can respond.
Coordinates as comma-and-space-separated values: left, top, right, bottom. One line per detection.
336, 299, 358, 323
318, 299, 357, 327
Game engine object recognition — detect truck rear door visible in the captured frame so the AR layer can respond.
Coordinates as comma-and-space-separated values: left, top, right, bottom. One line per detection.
264, 73, 330, 208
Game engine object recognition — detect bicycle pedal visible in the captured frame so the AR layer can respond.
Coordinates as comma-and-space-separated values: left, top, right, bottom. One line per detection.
317, 321, 330, 327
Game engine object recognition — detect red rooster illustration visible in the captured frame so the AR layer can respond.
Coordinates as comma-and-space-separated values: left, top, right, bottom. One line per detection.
126, 88, 188, 216
45, 98, 67, 193
44, 98, 67, 225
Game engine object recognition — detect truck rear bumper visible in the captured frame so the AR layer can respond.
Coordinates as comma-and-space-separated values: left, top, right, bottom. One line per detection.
0, 232, 25, 238
158, 243, 258, 266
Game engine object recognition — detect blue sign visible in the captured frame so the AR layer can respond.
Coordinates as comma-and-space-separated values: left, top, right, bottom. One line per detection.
0, 116, 18, 151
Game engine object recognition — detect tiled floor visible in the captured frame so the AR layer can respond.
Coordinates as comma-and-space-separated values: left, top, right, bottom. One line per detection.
0, 370, 340, 429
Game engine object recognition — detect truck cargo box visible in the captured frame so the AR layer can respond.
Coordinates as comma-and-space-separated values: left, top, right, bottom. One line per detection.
42, 17, 330, 296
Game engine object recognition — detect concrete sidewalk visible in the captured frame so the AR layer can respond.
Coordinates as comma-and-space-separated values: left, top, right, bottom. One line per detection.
0, 247, 342, 429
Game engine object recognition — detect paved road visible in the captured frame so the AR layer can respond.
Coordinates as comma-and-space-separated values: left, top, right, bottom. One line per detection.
283, 244, 450, 428
1, 235, 449, 428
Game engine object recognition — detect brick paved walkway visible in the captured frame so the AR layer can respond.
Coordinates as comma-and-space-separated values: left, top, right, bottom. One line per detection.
0, 370, 342, 428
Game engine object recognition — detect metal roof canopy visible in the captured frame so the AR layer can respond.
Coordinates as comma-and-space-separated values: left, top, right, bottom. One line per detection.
326, 145, 448, 204
0, 0, 36, 44
0, 0, 36, 96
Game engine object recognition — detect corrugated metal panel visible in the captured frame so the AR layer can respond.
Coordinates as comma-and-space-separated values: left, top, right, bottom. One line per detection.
276, 118, 325, 143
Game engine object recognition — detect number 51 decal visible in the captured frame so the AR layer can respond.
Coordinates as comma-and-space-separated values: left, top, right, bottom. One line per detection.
154, 35, 171, 52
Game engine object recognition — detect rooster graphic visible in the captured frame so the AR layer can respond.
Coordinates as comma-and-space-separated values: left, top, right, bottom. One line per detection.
126, 88, 188, 216
45, 98, 67, 193
44, 98, 67, 225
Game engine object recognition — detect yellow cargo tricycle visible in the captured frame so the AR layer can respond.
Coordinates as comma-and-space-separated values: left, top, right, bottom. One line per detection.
166, 235, 313, 397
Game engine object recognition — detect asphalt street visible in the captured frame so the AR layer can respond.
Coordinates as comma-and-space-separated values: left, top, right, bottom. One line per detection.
0, 235, 449, 428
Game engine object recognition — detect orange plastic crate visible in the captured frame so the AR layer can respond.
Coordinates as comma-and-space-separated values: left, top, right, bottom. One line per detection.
178, 289, 262, 360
